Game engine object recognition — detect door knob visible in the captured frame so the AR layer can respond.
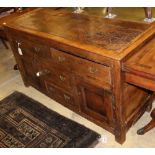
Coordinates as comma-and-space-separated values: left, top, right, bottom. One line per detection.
36, 70, 50, 77
17, 42, 23, 55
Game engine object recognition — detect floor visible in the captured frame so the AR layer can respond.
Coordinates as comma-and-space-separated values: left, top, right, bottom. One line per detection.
0, 41, 155, 148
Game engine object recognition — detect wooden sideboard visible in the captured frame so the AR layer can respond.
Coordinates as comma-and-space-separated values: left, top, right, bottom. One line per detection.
5, 8, 155, 144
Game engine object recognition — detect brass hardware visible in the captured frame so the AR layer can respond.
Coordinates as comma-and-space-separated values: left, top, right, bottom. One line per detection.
59, 75, 65, 81
50, 47, 56, 51
58, 56, 66, 62
88, 67, 98, 74
34, 47, 40, 52
64, 94, 70, 100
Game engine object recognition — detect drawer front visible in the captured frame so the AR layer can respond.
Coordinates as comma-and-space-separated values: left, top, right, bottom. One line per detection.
72, 57, 111, 88
12, 40, 33, 61
50, 47, 71, 69
45, 81, 78, 108
51, 47, 111, 89
13, 37, 51, 60
38, 61, 74, 92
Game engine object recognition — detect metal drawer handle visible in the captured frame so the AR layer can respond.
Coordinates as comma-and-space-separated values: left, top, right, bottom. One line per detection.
59, 75, 65, 81
88, 67, 98, 74
34, 47, 40, 52
36, 70, 50, 77
64, 94, 70, 100
58, 56, 66, 62
36, 71, 42, 77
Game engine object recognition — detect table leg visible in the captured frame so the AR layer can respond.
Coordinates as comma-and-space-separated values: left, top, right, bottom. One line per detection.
137, 109, 155, 135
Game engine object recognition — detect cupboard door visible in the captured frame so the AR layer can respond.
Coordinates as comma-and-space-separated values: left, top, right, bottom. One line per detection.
78, 82, 113, 125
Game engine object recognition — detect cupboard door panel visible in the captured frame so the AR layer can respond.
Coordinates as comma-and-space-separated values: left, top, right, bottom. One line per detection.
78, 82, 113, 125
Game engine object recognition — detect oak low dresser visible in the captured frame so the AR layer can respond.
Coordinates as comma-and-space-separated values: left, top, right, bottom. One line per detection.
5, 8, 155, 144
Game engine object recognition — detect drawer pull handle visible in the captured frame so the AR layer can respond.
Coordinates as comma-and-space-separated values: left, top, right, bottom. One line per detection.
59, 75, 65, 81
34, 47, 40, 52
36, 72, 40, 77
64, 94, 70, 100
88, 67, 98, 74
58, 56, 66, 62
36, 70, 50, 77
17, 43, 23, 55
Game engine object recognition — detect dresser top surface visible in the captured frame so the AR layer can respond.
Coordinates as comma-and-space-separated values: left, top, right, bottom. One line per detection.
5, 8, 155, 60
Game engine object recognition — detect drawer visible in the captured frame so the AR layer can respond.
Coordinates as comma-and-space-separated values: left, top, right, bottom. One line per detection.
50, 47, 71, 68
51, 47, 111, 89
38, 61, 74, 92
13, 37, 51, 59
12, 40, 33, 61
45, 81, 78, 108
72, 56, 111, 88
122, 35, 155, 92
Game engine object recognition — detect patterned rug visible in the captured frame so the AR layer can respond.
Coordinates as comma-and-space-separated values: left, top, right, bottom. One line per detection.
0, 91, 100, 148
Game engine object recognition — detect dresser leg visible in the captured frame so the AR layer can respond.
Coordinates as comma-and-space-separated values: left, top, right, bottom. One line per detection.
114, 127, 126, 144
